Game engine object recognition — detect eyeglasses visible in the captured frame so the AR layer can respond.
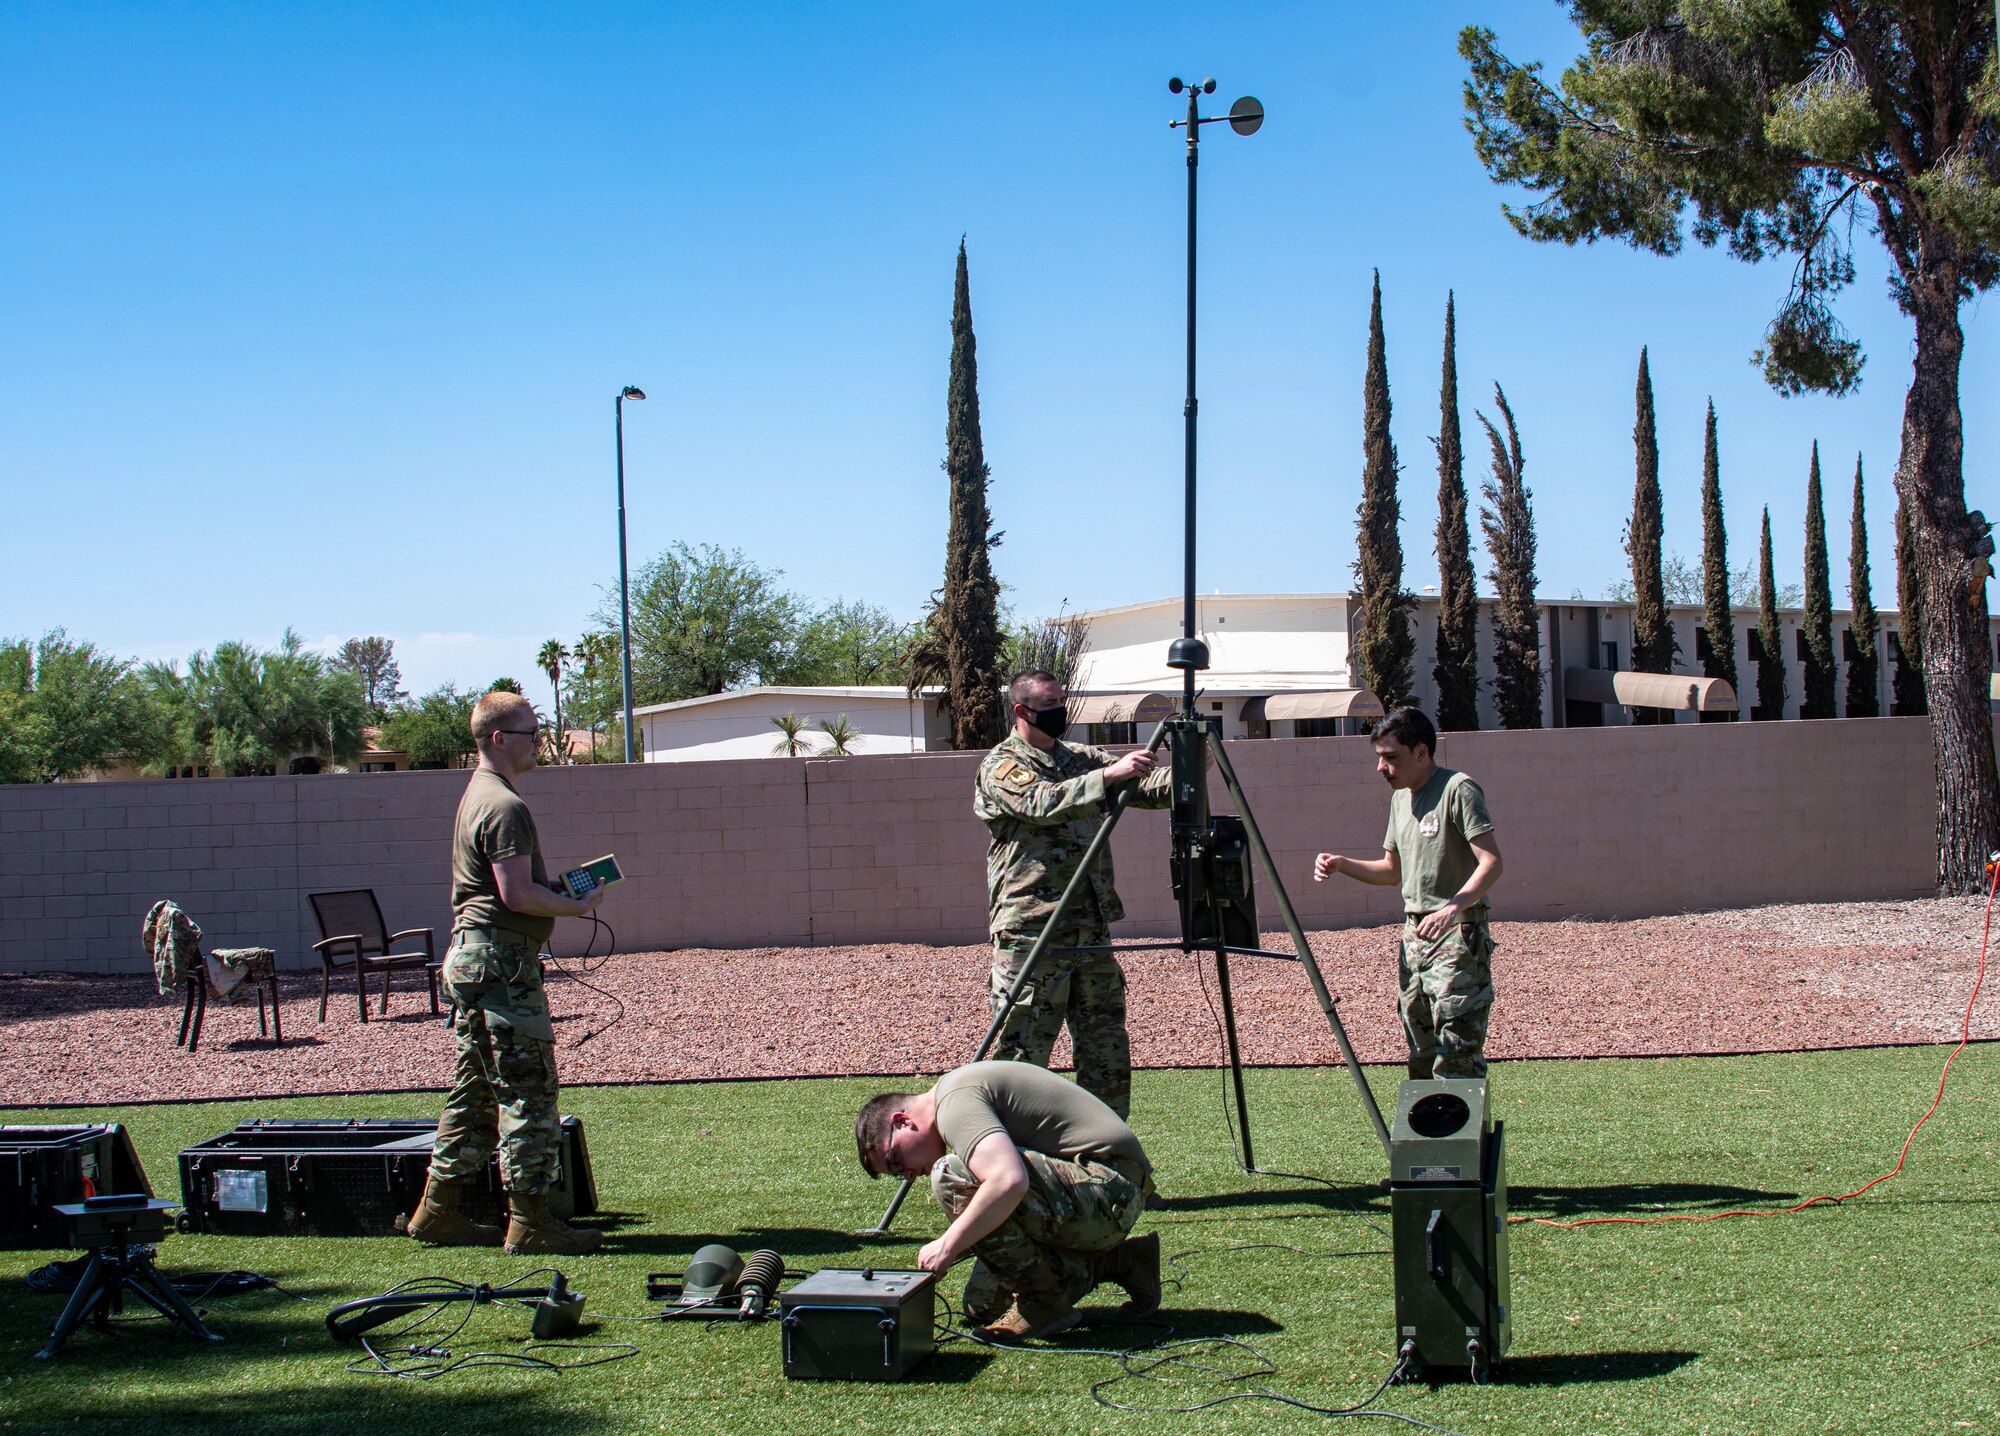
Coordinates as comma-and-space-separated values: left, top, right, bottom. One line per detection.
497, 727, 541, 738
876, 1130, 906, 1180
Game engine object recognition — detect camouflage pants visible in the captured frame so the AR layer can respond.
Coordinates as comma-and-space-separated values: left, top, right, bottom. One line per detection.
429, 936, 564, 1194
932, 1150, 1143, 1310
1398, 916, 1496, 1079
989, 930, 1131, 1118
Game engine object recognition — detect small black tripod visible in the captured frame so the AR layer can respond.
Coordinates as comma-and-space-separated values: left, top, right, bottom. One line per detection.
35, 1198, 222, 1359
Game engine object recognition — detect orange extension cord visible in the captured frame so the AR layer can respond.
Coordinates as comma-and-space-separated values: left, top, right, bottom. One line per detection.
1513, 856, 1999, 1230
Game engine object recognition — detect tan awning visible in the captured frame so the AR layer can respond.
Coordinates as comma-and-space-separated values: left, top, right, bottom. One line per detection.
1240, 689, 1386, 723
1066, 692, 1178, 725
1564, 668, 1737, 713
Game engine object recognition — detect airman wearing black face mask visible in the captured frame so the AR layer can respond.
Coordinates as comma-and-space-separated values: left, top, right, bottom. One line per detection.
971, 669, 1171, 1123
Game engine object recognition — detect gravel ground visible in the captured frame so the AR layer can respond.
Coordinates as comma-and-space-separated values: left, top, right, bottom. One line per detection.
2, 897, 1993, 1108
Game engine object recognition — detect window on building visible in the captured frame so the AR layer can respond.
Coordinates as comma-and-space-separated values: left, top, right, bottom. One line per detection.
1294, 718, 1343, 739
1086, 722, 1137, 746
1748, 629, 1764, 662
1887, 631, 1904, 660
1695, 627, 1712, 661
1602, 640, 1618, 670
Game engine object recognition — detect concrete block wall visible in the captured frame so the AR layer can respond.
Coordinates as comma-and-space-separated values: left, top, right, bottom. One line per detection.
0, 718, 1937, 974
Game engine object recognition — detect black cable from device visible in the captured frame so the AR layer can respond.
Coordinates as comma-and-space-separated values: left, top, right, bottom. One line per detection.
932, 1286, 1461, 1431
333, 1271, 637, 1380
543, 912, 625, 1047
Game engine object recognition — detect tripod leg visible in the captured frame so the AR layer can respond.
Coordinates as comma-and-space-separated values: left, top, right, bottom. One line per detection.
34, 1252, 108, 1359
856, 720, 1171, 1238
1212, 945, 1256, 1170
857, 782, 1139, 1239
855, 1173, 916, 1238
1207, 729, 1392, 1160
132, 1257, 222, 1342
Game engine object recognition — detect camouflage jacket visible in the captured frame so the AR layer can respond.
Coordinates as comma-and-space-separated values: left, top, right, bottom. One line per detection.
973, 732, 1172, 938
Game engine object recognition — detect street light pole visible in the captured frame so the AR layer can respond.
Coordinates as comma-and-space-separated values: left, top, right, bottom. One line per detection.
615, 385, 646, 763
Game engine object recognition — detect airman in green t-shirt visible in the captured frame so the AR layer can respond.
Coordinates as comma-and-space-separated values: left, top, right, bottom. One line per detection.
854, 1062, 1160, 1343
407, 690, 608, 1259
1312, 706, 1504, 1078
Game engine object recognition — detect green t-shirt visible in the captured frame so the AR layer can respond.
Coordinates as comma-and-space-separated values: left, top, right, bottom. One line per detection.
932, 1061, 1149, 1183
451, 768, 554, 945
1383, 766, 1495, 920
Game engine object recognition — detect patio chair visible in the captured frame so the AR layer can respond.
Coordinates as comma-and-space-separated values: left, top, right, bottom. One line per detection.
306, 890, 439, 1023
142, 900, 282, 1053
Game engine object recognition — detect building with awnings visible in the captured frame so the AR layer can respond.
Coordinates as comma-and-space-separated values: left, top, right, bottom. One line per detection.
624, 590, 1994, 761
1069, 591, 1986, 729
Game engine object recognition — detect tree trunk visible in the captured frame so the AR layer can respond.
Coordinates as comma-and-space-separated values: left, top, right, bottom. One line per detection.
1898, 282, 1998, 894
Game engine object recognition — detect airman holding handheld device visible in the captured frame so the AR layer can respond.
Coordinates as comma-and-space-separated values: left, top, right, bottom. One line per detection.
409, 689, 609, 1256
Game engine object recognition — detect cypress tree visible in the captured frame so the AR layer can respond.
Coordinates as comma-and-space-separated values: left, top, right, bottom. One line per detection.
1892, 492, 1928, 716
1845, 455, 1880, 718
1800, 443, 1836, 718
1698, 401, 1738, 721
906, 240, 1006, 749
1432, 292, 1479, 731
1626, 348, 1678, 724
1755, 507, 1787, 720
1351, 271, 1415, 706
1476, 385, 1542, 729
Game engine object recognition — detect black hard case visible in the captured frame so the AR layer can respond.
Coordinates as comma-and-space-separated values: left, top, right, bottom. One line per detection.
0, 1125, 153, 1249
176, 1116, 595, 1237
778, 1268, 936, 1381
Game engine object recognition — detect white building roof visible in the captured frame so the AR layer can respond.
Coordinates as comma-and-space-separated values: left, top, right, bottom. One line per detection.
632, 685, 943, 717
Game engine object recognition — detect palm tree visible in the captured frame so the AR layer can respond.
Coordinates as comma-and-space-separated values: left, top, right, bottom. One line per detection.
815, 714, 860, 757
537, 640, 569, 763
770, 710, 813, 757
572, 632, 618, 760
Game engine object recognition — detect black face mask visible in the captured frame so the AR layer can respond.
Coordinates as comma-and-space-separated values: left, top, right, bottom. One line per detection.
1026, 704, 1070, 741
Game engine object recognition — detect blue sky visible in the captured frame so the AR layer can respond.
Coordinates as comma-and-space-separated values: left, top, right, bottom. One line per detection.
3, 2, 1992, 710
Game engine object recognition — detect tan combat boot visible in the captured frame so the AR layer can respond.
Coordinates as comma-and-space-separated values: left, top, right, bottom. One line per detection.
960, 1259, 1014, 1327
1089, 1232, 1162, 1316
976, 1268, 1081, 1343
406, 1175, 503, 1247
502, 1190, 603, 1256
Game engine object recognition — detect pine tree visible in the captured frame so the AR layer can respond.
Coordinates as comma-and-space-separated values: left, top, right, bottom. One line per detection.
1476, 385, 1542, 729
1626, 349, 1678, 725
1755, 508, 1787, 721
1462, 6, 2000, 891
1698, 401, 1738, 721
1892, 491, 1928, 717
1846, 455, 1880, 718
1800, 443, 1836, 718
1350, 271, 1414, 707
1432, 292, 1479, 731
907, 240, 1006, 749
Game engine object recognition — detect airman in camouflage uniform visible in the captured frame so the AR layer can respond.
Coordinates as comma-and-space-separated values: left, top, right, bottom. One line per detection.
1313, 706, 1504, 1079
855, 1061, 1162, 1341
975, 670, 1172, 1119
430, 936, 564, 1192
409, 690, 608, 1256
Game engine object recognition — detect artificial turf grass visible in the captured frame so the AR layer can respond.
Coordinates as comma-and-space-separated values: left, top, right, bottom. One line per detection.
0, 1046, 1992, 1436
